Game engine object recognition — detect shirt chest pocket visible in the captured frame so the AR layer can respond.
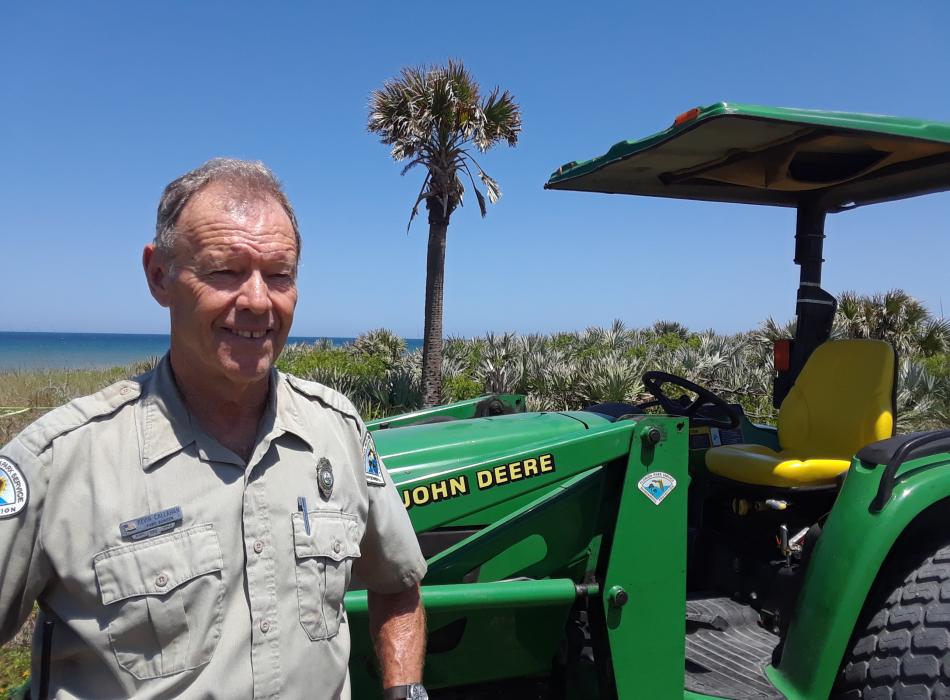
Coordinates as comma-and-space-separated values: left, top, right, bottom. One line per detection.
292, 511, 361, 641
93, 524, 225, 680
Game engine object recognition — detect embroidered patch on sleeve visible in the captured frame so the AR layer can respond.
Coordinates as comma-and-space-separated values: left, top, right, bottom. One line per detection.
0, 456, 29, 519
363, 433, 386, 486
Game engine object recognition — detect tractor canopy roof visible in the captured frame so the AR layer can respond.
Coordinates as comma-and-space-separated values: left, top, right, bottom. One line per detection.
545, 102, 950, 212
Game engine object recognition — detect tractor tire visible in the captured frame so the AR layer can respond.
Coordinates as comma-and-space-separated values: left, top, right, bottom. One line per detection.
836, 543, 950, 698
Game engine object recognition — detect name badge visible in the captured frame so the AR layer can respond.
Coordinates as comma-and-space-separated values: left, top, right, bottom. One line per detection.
119, 506, 183, 541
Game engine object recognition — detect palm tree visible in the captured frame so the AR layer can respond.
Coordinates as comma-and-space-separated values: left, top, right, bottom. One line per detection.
368, 60, 521, 406
836, 289, 950, 357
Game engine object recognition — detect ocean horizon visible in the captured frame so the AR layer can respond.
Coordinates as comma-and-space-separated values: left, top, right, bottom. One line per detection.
0, 331, 423, 371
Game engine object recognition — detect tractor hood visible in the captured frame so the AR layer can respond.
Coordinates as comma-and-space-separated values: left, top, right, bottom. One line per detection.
374, 411, 610, 484
545, 102, 950, 212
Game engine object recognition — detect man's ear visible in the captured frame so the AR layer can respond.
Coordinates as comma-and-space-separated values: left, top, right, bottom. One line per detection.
143, 243, 172, 308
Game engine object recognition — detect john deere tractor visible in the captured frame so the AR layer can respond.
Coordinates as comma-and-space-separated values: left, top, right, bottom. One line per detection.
345, 104, 950, 699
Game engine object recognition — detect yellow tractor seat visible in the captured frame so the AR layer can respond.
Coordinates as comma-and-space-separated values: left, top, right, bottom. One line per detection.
705, 339, 896, 488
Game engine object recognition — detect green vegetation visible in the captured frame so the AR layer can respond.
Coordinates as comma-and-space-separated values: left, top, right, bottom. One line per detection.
0, 610, 33, 698
2, 290, 949, 684
275, 293, 950, 431
368, 60, 522, 407
0, 360, 158, 447
0, 646, 29, 698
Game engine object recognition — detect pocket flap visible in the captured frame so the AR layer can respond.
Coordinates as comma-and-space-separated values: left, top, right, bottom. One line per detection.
292, 511, 361, 562
94, 524, 223, 605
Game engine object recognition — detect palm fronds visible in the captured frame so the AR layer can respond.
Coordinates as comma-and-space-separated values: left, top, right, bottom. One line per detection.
368, 60, 521, 228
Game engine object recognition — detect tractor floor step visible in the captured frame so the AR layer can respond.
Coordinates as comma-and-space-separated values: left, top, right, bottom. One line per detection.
685, 596, 783, 699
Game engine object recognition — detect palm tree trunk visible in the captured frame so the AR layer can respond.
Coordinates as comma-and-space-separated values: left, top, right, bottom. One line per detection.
421, 201, 449, 407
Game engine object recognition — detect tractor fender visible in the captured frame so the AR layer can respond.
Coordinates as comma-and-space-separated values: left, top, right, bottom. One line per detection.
768, 452, 950, 699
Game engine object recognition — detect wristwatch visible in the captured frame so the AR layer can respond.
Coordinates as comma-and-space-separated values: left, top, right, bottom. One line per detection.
382, 683, 428, 700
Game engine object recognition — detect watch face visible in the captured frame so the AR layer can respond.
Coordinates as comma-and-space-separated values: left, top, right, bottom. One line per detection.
409, 684, 428, 700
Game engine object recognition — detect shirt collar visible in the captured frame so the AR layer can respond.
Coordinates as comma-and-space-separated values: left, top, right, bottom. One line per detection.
139, 355, 315, 470
271, 372, 318, 452
140, 355, 197, 469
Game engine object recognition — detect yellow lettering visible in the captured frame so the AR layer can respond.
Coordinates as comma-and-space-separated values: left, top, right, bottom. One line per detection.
475, 455, 555, 491
402, 490, 412, 509
412, 486, 430, 505
431, 480, 448, 500
523, 458, 538, 477
449, 476, 468, 496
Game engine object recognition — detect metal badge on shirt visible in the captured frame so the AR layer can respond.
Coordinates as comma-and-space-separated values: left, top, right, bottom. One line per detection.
317, 457, 334, 499
119, 506, 183, 541
363, 433, 385, 486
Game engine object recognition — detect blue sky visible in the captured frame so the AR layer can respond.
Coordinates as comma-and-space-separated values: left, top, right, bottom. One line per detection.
2, 1, 949, 338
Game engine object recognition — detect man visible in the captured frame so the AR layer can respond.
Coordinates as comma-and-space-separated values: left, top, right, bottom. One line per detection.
0, 159, 429, 699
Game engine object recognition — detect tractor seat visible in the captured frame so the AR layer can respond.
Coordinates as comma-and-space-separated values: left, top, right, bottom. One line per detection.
705, 339, 896, 488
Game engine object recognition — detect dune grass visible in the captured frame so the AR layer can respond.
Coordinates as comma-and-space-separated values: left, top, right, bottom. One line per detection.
0, 364, 156, 446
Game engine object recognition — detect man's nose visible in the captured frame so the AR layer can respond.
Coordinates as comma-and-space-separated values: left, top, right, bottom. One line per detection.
236, 271, 271, 313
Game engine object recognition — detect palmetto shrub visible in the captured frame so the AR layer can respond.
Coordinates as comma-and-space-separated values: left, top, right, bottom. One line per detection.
274, 290, 950, 429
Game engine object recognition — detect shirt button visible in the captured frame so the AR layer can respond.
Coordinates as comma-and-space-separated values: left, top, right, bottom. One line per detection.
333, 541, 342, 554
253, 540, 264, 554
155, 574, 168, 588
119, 387, 131, 396
259, 619, 270, 634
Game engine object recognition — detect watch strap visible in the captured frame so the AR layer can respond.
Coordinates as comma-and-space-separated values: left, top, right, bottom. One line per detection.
382, 685, 414, 700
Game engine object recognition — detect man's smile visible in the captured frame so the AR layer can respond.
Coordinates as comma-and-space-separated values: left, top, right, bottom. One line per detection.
221, 327, 273, 340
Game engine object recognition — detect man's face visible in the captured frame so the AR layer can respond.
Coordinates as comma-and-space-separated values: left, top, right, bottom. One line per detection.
151, 184, 299, 388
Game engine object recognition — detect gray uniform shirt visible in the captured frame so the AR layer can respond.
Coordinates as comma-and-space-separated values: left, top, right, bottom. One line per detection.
0, 356, 426, 699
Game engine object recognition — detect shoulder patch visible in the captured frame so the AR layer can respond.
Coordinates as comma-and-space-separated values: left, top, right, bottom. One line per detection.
363, 432, 386, 486
0, 456, 29, 518
18, 379, 142, 455
285, 374, 361, 422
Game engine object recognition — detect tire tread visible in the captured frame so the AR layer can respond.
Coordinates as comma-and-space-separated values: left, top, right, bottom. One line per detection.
838, 544, 950, 697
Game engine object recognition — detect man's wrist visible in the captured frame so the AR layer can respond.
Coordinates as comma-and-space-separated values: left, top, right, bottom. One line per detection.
382, 683, 428, 700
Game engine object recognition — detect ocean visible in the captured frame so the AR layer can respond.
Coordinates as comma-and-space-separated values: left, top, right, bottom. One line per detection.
0, 332, 423, 371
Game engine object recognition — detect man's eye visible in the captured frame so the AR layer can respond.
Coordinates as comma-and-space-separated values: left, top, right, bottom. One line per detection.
210, 269, 238, 277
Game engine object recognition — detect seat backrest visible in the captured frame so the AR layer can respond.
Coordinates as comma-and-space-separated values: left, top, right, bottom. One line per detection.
778, 339, 896, 459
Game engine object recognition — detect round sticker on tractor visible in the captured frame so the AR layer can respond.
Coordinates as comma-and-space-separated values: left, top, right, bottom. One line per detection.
638, 471, 676, 506
0, 457, 28, 518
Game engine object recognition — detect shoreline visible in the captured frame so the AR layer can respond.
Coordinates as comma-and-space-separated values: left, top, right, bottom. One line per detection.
0, 332, 423, 372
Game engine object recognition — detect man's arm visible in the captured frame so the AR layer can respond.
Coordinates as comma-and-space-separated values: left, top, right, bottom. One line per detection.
0, 440, 51, 643
368, 584, 426, 688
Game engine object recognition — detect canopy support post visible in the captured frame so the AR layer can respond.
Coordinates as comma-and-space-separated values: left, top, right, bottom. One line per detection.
774, 203, 836, 408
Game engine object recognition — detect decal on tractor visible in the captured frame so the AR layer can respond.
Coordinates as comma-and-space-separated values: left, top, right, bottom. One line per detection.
401, 453, 556, 509
402, 476, 470, 509
638, 471, 677, 505
476, 453, 555, 490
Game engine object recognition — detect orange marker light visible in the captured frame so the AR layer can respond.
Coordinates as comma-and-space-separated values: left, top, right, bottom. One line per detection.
673, 107, 701, 127
774, 339, 791, 372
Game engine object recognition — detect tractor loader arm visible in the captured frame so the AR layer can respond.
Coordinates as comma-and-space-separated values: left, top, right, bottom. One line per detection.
347, 415, 691, 699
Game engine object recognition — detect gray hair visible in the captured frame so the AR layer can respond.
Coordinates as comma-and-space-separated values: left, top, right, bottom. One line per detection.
154, 158, 301, 260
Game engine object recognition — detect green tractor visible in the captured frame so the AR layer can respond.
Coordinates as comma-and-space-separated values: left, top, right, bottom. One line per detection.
345, 104, 950, 699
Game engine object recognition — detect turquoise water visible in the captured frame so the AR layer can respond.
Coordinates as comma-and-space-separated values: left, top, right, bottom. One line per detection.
0, 332, 422, 371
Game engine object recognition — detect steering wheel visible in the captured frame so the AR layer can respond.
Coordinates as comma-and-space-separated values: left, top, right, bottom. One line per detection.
641, 371, 741, 430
